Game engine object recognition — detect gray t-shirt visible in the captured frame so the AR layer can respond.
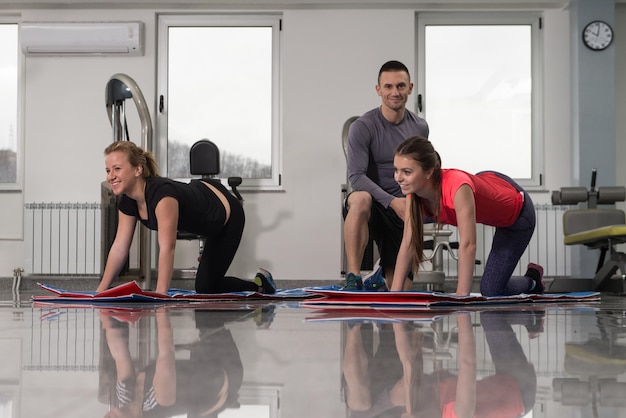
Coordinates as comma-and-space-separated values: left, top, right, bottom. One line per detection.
347, 107, 429, 207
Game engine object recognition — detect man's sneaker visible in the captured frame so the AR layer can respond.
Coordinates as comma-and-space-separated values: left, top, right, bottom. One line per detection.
342, 273, 363, 291
363, 266, 388, 291
254, 268, 276, 294
526, 263, 545, 294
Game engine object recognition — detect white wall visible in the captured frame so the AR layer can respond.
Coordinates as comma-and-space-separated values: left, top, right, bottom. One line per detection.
0, 4, 608, 283
617, 4, 626, 212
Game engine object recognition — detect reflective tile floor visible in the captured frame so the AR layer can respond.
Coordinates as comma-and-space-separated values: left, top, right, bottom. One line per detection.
1, 288, 626, 418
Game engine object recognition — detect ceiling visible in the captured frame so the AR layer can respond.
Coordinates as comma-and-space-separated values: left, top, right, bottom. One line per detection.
0, 0, 576, 10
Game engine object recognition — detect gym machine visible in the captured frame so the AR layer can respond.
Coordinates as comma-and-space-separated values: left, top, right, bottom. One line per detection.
101, 73, 153, 289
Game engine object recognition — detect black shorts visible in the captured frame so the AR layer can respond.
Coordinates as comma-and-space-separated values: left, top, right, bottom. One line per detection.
344, 194, 404, 272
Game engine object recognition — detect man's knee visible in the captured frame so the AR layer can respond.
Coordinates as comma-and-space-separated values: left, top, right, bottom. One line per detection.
345, 192, 373, 219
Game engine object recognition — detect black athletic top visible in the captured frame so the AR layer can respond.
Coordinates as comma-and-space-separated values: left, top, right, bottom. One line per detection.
118, 177, 228, 236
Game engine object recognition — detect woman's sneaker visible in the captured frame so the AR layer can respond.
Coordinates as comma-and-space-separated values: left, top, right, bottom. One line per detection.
254, 268, 276, 294
341, 273, 363, 291
526, 263, 545, 294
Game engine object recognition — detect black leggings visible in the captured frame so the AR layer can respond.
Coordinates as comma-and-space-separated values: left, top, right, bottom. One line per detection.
194, 190, 257, 294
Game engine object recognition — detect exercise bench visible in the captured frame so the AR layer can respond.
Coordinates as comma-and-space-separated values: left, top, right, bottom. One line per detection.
552, 170, 626, 293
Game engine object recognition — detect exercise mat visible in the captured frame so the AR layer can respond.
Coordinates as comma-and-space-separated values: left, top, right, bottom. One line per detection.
301, 289, 601, 310
33, 281, 337, 304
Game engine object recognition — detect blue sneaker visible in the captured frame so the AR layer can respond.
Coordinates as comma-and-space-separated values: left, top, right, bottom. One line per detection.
363, 266, 388, 292
254, 268, 276, 294
342, 273, 363, 291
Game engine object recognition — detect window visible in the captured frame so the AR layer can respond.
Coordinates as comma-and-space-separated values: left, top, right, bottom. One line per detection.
157, 15, 282, 189
416, 13, 543, 187
0, 21, 20, 189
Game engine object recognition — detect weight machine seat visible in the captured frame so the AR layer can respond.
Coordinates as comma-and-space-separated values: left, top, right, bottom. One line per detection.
190, 140, 219, 174
562, 208, 626, 293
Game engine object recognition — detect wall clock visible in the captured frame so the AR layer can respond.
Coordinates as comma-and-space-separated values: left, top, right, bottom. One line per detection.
582, 20, 614, 51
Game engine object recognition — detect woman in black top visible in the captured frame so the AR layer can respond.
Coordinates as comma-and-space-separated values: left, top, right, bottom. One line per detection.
97, 141, 274, 295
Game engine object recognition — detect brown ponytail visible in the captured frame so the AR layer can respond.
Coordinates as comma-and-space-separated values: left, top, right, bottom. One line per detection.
104, 141, 159, 178
395, 136, 442, 273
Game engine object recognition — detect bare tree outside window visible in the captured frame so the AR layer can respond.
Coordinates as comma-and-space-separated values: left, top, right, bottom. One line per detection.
0, 23, 18, 185
167, 140, 271, 179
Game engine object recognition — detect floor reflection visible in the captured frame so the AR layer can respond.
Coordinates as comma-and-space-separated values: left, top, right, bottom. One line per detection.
341, 309, 542, 418
553, 309, 626, 414
3, 295, 626, 417
100, 307, 255, 417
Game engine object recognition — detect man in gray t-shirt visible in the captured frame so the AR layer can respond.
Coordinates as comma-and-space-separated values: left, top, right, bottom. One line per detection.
343, 60, 429, 291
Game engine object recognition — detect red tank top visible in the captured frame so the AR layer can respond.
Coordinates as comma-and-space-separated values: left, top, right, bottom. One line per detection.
428, 169, 523, 228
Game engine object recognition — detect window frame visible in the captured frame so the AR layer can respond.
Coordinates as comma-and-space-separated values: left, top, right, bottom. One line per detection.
416, 12, 544, 188
0, 19, 23, 191
156, 14, 282, 190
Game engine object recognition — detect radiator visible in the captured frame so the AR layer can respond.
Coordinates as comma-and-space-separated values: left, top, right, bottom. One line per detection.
437, 204, 572, 277
24, 202, 101, 275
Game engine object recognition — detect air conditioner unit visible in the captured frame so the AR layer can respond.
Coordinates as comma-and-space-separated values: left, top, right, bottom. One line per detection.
19, 22, 144, 56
